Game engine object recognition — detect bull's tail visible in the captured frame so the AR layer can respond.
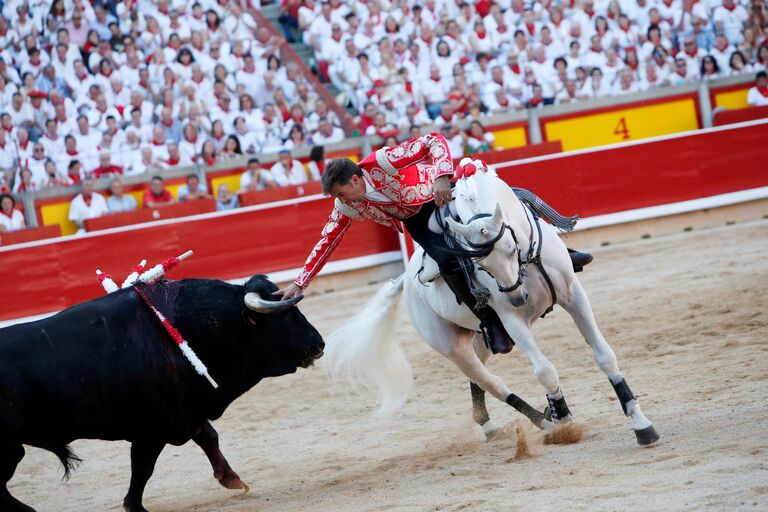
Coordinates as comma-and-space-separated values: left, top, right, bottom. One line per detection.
50, 445, 82, 480
322, 274, 412, 416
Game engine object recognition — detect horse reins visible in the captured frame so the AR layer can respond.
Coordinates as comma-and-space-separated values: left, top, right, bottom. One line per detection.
439, 203, 558, 318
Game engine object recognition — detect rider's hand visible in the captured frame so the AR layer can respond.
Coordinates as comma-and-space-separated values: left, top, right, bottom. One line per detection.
273, 283, 304, 300
433, 175, 452, 207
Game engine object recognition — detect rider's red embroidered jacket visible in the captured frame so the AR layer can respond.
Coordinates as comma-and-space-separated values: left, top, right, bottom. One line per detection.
295, 132, 454, 288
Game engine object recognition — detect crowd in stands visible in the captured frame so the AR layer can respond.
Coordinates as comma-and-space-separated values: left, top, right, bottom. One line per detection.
0, 0, 339, 200
284, 0, 768, 136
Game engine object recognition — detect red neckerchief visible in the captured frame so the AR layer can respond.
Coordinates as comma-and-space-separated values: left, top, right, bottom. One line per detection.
161, 118, 174, 127
185, 134, 197, 144
584, 7, 595, 17
497, 25, 508, 33
509, 63, 521, 74
529, 97, 543, 106
498, 97, 509, 107
18, 140, 28, 150
525, 22, 535, 35
757, 85, 768, 97
205, 156, 216, 166
676, 69, 686, 77
66, 149, 78, 156
0, 208, 12, 219
476, 30, 486, 40
166, 156, 180, 165
30, 57, 41, 66
82, 194, 92, 207
404, 81, 413, 93
723, 3, 736, 12
4, 125, 14, 133
628, 61, 639, 70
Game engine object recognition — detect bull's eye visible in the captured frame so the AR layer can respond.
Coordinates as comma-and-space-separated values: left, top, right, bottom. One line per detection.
480, 228, 489, 236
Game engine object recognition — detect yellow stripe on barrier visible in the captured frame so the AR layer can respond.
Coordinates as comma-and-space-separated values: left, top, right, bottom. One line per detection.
714, 89, 749, 110
41, 201, 78, 236
211, 174, 242, 198
492, 126, 528, 150
544, 98, 699, 151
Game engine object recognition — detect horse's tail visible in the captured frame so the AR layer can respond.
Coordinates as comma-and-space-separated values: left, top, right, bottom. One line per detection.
322, 273, 412, 415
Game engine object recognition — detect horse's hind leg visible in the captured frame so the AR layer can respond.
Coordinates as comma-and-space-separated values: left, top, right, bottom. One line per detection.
0, 442, 35, 512
563, 279, 660, 445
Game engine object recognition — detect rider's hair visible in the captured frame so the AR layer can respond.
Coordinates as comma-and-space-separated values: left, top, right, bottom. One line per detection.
322, 158, 362, 195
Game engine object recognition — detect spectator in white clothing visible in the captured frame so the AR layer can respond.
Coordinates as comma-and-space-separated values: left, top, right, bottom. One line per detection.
240, 158, 276, 192
0, 193, 25, 232
69, 178, 108, 233
271, 149, 307, 187
747, 71, 768, 106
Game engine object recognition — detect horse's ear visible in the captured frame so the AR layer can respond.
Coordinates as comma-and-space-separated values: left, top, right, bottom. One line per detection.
446, 217, 471, 238
492, 204, 504, 225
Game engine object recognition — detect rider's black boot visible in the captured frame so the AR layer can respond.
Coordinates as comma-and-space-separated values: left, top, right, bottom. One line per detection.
568, 249, 593, 272
442, 270, 514, 354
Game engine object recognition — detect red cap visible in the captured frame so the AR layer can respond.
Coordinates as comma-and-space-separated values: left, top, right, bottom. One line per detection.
28, 90, 48, 99
373, 79, 386, 87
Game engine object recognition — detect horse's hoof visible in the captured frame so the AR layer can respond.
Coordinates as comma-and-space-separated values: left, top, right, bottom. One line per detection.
481, 420, 501, 440
634, 425, 660, 446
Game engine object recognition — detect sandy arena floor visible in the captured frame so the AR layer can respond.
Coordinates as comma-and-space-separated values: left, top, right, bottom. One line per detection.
10, 219, 768, 512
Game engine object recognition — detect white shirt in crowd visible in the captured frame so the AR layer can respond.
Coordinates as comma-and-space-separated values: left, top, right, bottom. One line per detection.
0, 209, 25, 232
270, 159, 308, 186
747, 86, 768, 106
68, 192, 109, 233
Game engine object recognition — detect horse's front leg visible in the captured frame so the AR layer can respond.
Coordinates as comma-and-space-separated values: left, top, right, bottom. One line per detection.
499, 315, 575, 425
448, 335, 550, 431
562, 279, 660, 446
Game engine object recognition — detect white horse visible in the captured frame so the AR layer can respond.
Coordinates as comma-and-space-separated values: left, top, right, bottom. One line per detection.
324, 167, 659, 446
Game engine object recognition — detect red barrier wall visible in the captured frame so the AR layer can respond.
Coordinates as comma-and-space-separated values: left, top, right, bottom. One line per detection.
2, 121, 766, 321
0, 198, 398, 321
496, 121, 768, 218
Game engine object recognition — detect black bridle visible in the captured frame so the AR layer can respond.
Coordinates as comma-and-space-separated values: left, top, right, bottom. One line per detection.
460, 211, 536, 293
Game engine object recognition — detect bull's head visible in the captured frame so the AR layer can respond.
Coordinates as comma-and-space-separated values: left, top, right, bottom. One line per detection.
242, 276, 325, 369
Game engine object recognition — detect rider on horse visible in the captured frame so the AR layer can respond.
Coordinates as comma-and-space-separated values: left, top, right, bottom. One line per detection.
275, 132, 592, 354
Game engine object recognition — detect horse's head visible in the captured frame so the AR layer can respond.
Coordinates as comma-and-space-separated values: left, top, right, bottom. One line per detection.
445, 203, 529, 307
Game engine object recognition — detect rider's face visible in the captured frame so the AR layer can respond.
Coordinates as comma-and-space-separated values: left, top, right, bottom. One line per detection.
330, 175, 366, 203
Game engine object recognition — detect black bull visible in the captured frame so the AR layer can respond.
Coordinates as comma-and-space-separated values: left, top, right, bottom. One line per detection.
0, 275, 324, 512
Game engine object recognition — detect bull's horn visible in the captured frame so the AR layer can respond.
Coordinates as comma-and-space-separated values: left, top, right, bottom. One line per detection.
244, 293, 303, 313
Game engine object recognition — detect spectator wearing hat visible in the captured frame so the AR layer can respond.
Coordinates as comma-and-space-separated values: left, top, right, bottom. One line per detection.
0, 193, 25, 232
271, 149, 307, 187
747, 71, 768, 106
69, 177, 108, 233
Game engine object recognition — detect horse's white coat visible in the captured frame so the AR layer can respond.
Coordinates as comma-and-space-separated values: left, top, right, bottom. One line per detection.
323, 170, 654, 438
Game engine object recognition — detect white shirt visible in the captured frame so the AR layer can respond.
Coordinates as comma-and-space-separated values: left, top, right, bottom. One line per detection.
68, 192, 109, 228
271, 159, 308, 186
747, 86, 768, 106
0, 209, 25, 232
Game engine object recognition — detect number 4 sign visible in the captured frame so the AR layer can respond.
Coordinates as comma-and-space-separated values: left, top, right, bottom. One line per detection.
614, 117, 631, 140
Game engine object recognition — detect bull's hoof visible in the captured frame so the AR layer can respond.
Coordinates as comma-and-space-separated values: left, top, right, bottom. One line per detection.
123, 501, 149, 512
219, 475, 250, 493
634, 425, 660, 446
